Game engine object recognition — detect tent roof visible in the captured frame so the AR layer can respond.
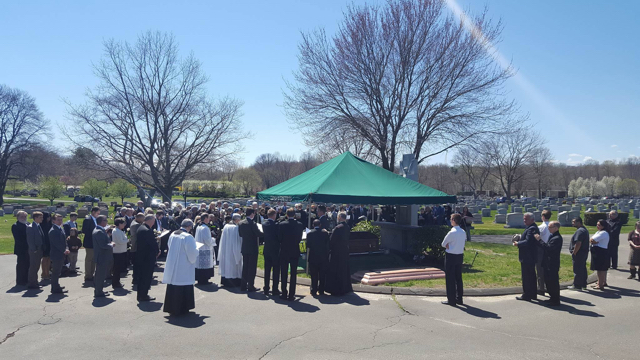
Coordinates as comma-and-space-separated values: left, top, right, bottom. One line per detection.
256, 152, 456, 205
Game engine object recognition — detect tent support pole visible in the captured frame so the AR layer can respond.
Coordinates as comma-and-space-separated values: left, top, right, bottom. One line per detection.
305, 194, 312, 275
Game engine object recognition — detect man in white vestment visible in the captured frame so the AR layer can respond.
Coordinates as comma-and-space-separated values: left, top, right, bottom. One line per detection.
162, 219, 199, 316
195, 214, 216, 285
218, 213, 243, 287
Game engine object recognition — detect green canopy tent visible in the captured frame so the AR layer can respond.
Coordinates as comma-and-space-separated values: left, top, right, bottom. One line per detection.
257, 152, 456, 205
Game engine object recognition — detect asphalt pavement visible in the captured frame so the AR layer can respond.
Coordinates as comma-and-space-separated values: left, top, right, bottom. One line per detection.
0, 244, 638, 359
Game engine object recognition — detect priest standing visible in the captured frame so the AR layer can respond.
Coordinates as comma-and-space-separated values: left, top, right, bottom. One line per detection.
136, 215, 159, 302
219, 214, 243, 287
326, 212, 353, 296
195, 214, 215, 285
163, 219, 199, 316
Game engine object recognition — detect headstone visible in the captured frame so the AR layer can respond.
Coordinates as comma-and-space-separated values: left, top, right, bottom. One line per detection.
494, 214, 506, 224
550, 205, 559, 211
533, 211, 542, 222
513, 207, 523, 213
77, 209, 88, 218
3, 206, 13, 213
490, 203, 497, 210
635, 209, 639, 218
0, 209, 4, 217
472, 213, 483, 224
481, 208, 491, 217
569, 210, 581, 221
497, 208, 507, 215
506, 213, 525, 228
558, 211, 572, 227
558, 205, 570, 212
538, 205, 544, 211
571, 206, 582, 212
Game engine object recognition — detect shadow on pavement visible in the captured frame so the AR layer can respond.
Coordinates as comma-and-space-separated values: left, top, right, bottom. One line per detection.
111, 288, 132, 297
537, 301, 603, 317
277, 297, 321, 313
165, 312, 209, 328
46, 293, 68, 302
137, 301, 163, 312
559, 296, 595, 306
604, 285, 640, 298
6, 285, 26, 293
317, 293, 370, 307
22, 288, 43, 297
92, 297, 116, 307
455, 304, 501, 319
195, 283, 219, 293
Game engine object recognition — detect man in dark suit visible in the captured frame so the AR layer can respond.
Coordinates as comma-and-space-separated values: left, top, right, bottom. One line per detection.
26, 211, 44, 289
326, 212, 353, 296
607, 210, 622, 269
317, 205, 330, 231
82, 207, 100, 282
136, 214, 159, 301
238, 208, 263, 292
278, 208, 304, 300
306, 219, 330, 296
12, 211, 30, 287
49, 214, 69, 294
63, 212, 78, 238
536, 221, 563, 306
513, 212, 540, 301
262, 208, 280, 296
354, 205, 368, 223
92, 215, 114, 298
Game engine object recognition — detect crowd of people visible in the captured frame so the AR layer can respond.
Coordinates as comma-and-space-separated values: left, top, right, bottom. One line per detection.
11, 200, 355, 316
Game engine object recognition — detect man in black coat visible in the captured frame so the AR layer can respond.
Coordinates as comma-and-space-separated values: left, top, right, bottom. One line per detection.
326, 212, 353, 296
93, 216, 114, 298
513, 212, 540, 301
238, 209, 264, 292
607, 210, 622, 269
306, 219, 330, 296
136, 215, 159, 301
278, 208, 304, 300
81, 207, 100, 282
317, 205, 330, 231
262, 209, 280, 296
536, 221, 563, 306
12, 211, 30, 287
49, 214, 69, 294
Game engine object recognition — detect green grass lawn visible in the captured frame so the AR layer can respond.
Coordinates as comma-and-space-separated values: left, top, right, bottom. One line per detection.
471, 209, 637, 236
386, 242, 578, 289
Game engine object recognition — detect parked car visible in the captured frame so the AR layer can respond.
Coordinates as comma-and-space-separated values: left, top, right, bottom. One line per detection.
150, 198, 163, 209
74, 195, 100, 203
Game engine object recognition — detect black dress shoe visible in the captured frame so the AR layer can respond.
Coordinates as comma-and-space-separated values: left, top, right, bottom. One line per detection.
311, 291, 318, 297
319, 291, 326, 296
279, 294, 288, 300
456, 299, 463, 305
94, 292, 110, 298
541, 299, 560, 307
537, 290, 545, 296
287, 296, 295, 301
515, 296, 532, 301
240, 287, 247, 292
247, 286, 257, 292
441, 300, 456, 306
51, 289, 68, 294
138, 296, 155, 302
112, 283, 123, 289
271, 290, 281, 296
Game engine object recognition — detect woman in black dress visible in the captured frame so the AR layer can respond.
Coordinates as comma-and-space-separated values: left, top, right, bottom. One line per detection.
589, 219, 610, 290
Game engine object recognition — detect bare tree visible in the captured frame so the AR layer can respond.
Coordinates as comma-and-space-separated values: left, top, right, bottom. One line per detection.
299, 151, 320, 172
452, 146, 491, 198
220, 158, 240, 182
0, 85, 49, 206
253, 153, 281, 188
530, 146, 553, 198
285, 0, 513, 172
483, 124, 543, 197
66, 31, 246, 202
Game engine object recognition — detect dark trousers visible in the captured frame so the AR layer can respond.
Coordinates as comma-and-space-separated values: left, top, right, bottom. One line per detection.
309, 262, 328, 294
131, 251, 138, 283
544, 266, 560, 304
137, 288, 149, 301
263, 254, 280, 292
28, 250, 42, 287
94, 260, 112, 296
160, 234, 170, 257
609, 242, 619, 268
535, 247, 545, 292
50, 259, 63, 292
16, 253, 30, 285
280, 256, 298, 298
241, 253, 258, 290
572, 255, 588, 288
445, 253, 464, 303
112, 253, 127, 287
521, 262, 537, 299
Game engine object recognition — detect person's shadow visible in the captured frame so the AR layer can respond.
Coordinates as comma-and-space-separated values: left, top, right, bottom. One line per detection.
6, 285, 26, 293
195, 283, 219, 293
247, 291, 269, 301
165, 312, 209, 328
272, 296, 321, 313
604, 285, 640, 298
111, 288, 132, 297
22, 288, 43, 298
46, 293, 68, 302
536, 301, 603, 317
137, 301, 163, 312
92, 297, 115, 307
455, 304, 501, 319
559, 296, 595, 307
317, 293, 370, 306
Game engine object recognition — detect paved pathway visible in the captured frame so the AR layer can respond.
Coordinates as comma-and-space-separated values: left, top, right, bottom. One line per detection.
0, 243, 638, 359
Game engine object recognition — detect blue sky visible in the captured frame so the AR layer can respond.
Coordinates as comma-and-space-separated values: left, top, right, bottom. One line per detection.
1, 0, 638, 167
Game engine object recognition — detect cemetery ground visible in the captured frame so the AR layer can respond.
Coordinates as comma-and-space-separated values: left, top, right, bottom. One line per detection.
1, 245, 639, 359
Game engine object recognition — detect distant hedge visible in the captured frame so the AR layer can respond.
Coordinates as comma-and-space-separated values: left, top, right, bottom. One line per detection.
584, 212, 629, 226
409, 225, 451, 261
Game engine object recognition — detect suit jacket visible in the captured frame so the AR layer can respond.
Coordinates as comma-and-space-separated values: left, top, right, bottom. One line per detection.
26, 223, 44, 252
129, 220, 141, 252
278, 218, 304, 259
48, 225, 68, 263
238, 217, 263, 255
81, 216, 96, 249
318, 214, 331, 231
92, 227, 113, 265
136, 224, 159, 266
330, 221, 351, 253
516, 223, 540, 264
12, 221, 29, 255
262, 218, 280, 258
607, 218, 622, 246
306, 228, 330, 265
62, 220, 77, 238
539, 231, 563, 271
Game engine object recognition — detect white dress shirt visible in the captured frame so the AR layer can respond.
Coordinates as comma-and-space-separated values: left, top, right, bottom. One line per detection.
441, 226, 466, 254
538, 221, 551, 243
112, 228, 129, 254
592, 230, 609, 249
